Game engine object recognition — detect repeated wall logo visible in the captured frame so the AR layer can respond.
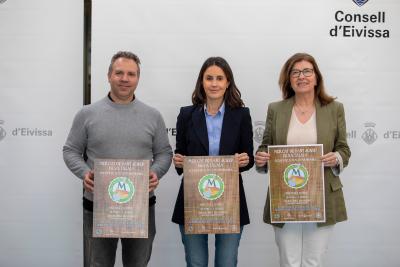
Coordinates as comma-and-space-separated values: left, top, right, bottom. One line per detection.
166, 127, 177, 137
353, 0, 368, 7
253, 121, 265, 144
12, 128, 53, 137
347, 121, 400, 145
166, 127, 177, 145
329, 1, 390, 38
347, 129, 356, 140
0, 119, 53, 141
383, 129, 400, 140
362, 122, 378, 144
0, 120, 6, 142
0, 0, 7, 4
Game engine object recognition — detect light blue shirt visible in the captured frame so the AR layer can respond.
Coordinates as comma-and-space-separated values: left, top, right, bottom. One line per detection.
204, 103, 225, 156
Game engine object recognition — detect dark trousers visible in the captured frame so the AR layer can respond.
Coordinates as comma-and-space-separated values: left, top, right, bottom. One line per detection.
83, 206, 156, 267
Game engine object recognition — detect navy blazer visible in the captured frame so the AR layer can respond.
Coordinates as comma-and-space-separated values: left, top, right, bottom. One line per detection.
171, 104, 254, 225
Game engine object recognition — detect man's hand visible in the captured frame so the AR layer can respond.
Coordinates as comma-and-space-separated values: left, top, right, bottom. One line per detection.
84, 170, 94, 192
149, 171, 159, 192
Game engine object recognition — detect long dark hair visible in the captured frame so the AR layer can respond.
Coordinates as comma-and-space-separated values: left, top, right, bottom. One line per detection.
279, 53, 335, 106
192, 57, 244, 108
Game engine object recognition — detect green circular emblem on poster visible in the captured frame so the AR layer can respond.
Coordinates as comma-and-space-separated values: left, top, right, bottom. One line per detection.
284, 164, 309, 189
108, 177, 135, 203
198, 174, 224, 200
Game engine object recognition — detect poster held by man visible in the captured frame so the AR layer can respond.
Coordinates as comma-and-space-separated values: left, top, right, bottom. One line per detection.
184, 156, 239, 234
268, 144, 325, 223
93, 159, 149, 238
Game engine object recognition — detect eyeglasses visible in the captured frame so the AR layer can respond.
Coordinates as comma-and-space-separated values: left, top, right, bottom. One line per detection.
290, 68, 314, 78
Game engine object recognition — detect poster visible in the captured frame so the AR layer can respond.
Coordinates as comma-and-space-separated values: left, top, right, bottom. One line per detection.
268, 145, 325, 223
184, 156, 239, 234
93, 159, 149, 238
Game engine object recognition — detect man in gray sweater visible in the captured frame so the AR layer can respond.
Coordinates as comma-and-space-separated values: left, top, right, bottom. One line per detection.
63, 51, 172, 267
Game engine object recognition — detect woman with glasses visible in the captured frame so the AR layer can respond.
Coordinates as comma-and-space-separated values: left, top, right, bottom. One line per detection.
255, 53, 351, 267
172, 56, 254, 267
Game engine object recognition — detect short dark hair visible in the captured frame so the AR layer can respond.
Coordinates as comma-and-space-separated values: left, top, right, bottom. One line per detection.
279, 53, 335, 106
108, 51, 141, 76
192, 57, 244, 108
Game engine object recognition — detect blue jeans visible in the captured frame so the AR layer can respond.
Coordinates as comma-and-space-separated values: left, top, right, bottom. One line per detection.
83, 206, 156, 267
179, 225, 243, 267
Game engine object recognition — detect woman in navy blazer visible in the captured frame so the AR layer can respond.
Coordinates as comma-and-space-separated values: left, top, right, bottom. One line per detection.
172, 57, 254, 267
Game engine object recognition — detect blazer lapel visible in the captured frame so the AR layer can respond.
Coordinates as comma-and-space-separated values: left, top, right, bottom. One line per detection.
276, 98, 294, 145
219, 106, 234, 155
315, 99, 329, 154
192, 106, 209, 154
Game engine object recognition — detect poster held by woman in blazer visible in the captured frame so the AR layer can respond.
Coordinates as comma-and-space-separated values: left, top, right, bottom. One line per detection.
255, 53, 351, 267
172, 57, 254, 267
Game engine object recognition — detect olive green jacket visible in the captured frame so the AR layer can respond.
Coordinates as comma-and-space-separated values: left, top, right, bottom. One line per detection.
257, 97, 351, 227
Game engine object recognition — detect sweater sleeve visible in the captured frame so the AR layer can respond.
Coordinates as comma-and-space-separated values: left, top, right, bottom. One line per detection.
62, 109, 91, 180
150, 112, 173, 179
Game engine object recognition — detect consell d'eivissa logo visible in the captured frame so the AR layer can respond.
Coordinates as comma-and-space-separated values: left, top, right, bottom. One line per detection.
0, 121, 53, 141
12, 127, 52, 136
0, 120, 6, 141
330, 11, 389, 38
253, 121, 265, 144
353, 0, 368, 7
329, 1, 390, 38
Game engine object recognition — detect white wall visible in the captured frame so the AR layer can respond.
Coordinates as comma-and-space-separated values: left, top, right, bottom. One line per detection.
92, 1, 400, 266
1, 0, 399, 266
0, 1, 83, 266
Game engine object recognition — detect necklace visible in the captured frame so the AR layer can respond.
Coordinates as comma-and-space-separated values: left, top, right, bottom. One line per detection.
294, 104, 314, 115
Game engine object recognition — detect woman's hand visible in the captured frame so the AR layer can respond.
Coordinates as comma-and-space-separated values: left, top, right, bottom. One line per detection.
173, 153, 185, 168
321, 152, 338, 167
235, 153, 250, 168
255, 151, 270, 167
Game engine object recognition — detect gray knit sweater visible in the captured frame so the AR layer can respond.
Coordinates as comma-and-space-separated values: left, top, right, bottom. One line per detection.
63, 96, 172, 201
